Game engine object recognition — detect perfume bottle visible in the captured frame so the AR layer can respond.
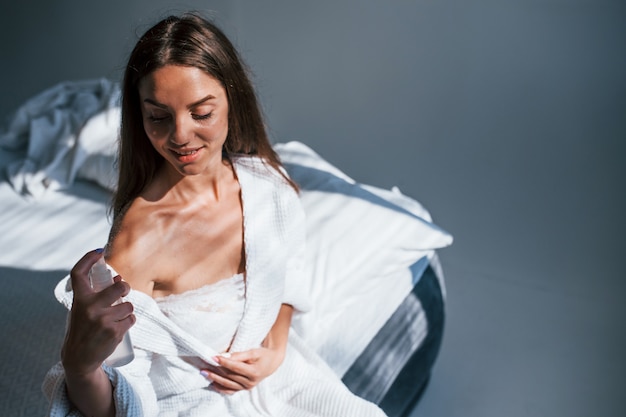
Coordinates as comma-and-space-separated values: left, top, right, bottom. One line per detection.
89, 257, 135, 367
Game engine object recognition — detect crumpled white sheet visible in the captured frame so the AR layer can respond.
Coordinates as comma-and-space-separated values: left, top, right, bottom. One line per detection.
0, 79, 120, 198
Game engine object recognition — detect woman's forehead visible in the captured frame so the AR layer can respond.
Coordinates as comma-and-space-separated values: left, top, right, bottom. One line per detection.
138, 65, 226, 105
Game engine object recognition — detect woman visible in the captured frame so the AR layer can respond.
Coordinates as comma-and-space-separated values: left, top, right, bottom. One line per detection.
44, 13, 386, 417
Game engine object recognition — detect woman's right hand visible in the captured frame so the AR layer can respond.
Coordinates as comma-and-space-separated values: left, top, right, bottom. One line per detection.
61, 249, 136, 376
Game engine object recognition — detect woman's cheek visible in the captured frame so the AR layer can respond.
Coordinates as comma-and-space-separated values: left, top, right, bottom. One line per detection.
144, 121, 170, 141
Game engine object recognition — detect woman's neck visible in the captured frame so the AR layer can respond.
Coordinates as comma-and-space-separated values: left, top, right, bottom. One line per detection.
150, 158, 237, 206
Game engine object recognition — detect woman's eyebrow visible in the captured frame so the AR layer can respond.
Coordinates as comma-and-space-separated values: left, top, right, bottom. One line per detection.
143, 98, 167, 109
143, 94, 217, 109
188, 94, 217, 108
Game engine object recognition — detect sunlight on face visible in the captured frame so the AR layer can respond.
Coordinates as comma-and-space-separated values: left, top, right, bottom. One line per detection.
138, 65, 229, 176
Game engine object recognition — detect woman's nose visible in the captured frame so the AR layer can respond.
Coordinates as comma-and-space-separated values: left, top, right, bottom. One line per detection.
170, 117, 192, 145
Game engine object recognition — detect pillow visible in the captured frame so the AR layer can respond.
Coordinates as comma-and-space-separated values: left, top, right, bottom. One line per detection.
74, 106, 120, 191
275, 141, 453, 374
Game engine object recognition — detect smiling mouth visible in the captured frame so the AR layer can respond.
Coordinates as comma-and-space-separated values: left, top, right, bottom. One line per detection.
170, 147, 202, 163
172, 148, 199, 156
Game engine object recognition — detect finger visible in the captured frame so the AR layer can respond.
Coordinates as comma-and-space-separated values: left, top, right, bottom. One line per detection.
203, 360, 252, 384
70, 249, 104, 296
112, 275, 132, 297
108, 301, 135, 323
198, 361, 220, 373
113, 313, 136, 338
216, 350, 261, 376
214, 355, 250, 376
210, 382, 238, 395
96, 310, 135, 347
203, 369, 249, 391
214, 360, 263, 388
96, 280, 131, 305
226, 350, 260, 363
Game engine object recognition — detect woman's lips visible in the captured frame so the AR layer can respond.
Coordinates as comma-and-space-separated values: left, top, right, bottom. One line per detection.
171, 147, 202, 163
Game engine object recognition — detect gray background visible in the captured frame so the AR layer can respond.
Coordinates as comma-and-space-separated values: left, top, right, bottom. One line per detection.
1, 1, 624, 416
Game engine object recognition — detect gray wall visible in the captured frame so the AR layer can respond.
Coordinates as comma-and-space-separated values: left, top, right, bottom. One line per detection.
1, 0, 624, 414
0, 0, 235, 114
2, 1, 623, 286
234, 0, 626, 287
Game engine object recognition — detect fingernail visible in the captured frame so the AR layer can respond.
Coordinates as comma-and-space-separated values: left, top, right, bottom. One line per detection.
200, 370, 210, 379
95, 248, 104, 254
211, 356, 220, 363
220, 352, 231, 358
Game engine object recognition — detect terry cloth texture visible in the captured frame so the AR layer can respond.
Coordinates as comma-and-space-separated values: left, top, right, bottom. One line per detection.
43, 156, 386, 417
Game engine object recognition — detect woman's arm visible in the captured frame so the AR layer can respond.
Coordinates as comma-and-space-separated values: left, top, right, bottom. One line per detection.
201, 303, 294, 394
61, 250, 135, 416
62, 369, 115, 417
261, 303, 294, 358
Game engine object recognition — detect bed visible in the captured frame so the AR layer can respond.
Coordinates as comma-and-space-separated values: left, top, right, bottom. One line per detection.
0, 80, 452, 417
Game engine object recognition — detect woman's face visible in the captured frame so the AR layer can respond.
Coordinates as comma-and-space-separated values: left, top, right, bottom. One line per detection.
138, 65, 229, 176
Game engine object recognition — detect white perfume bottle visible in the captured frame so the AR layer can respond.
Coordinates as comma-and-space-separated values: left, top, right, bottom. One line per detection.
89, 257, 135, 367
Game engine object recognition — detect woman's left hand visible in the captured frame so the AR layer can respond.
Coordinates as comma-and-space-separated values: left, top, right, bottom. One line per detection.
200, 303, 293, 394
200, 346, 285, 394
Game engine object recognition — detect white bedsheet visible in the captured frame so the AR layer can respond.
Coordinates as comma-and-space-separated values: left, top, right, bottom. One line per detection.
0, 149, 112, 271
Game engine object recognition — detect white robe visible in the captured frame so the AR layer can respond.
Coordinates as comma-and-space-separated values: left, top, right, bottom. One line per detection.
43, 156, 386, 417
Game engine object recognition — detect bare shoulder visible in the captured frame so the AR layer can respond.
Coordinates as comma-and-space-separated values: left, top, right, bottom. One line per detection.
106, 199, 161, 295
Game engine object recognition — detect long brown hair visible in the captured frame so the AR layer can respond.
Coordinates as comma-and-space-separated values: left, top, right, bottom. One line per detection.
112, 13, 295, 221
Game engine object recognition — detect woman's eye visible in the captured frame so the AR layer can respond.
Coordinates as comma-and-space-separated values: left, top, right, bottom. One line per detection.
192, 112, 212, 121
148, 114, 169, 122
